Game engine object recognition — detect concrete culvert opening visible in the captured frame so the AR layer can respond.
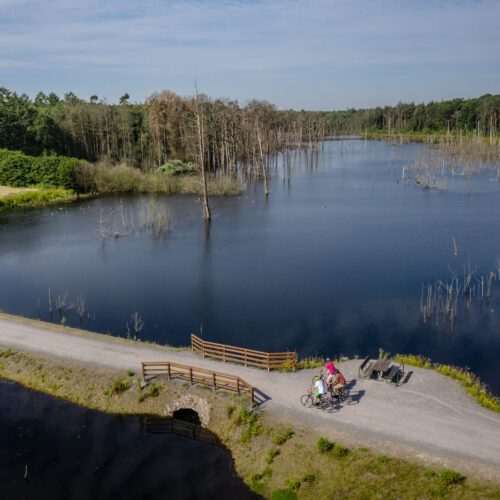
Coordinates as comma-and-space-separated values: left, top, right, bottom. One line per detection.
173, 408, 201, 425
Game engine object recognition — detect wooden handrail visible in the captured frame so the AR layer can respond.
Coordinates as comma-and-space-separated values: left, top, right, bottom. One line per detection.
141, 360, 260, 403
191, 334, 296, 371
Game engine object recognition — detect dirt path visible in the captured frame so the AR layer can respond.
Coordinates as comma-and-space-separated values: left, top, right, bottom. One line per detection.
1, 315, 499, 479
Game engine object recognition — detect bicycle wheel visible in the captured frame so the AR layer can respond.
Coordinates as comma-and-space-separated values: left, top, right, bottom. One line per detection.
300, 394, 314, 408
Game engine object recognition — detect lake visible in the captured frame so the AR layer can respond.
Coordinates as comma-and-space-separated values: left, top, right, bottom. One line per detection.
1, 139, 499, 393
0, 379, 255, 499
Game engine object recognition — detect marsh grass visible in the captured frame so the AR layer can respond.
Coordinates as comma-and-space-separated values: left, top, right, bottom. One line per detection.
75, 162, 243, 196
395, 354, 500, 413
1, 349, 499, 499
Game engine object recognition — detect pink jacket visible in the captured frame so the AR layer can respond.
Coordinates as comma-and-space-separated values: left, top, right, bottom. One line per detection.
325, 361, 336, 375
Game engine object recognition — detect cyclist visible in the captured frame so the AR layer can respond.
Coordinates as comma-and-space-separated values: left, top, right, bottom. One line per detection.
313, 376, 327, 404
330, 370, 347, 397
323, 357, 337, 385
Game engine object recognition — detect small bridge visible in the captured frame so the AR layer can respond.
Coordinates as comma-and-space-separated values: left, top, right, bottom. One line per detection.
141, 360, 266, 404
191, 334, 296, 371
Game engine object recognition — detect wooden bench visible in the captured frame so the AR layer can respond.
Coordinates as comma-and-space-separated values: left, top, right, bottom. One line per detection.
359, 356, 405, 385
358, 355, 374, 378
382, 363, 405, 385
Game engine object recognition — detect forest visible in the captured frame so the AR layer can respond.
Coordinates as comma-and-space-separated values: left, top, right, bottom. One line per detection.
321, 93, 500, 137
0, 87, 324, 173
1, 87, 498, 173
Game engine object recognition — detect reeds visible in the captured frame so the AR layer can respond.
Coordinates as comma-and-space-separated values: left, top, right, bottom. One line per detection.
75, 161, 244, 196
420, 260, 497, 329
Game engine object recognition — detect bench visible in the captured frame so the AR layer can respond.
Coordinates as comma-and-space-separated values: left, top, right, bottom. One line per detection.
382, 363, 405, 386
358, 355, 374, 379
358, 356, 405, 386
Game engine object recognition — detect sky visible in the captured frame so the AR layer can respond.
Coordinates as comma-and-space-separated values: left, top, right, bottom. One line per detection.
0, 0, 499, 110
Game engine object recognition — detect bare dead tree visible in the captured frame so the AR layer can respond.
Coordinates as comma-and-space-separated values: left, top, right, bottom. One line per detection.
194, 88, 211, 222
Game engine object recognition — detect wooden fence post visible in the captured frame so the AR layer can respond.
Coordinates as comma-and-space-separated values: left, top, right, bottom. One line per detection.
236, 378, 240, 395
244, 351, 247, 367
212, 372, 216, 391
223, 345, 226, 363
267, 353, 270, 372
141, 362, 145, 380
189, 367, 193, 385
167, 363, 171, 380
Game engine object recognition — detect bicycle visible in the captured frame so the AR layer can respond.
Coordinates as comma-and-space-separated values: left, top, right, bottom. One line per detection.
300, 387, 333, 410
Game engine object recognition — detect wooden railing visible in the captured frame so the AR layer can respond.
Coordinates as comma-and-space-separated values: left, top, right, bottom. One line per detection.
141, 360, 258, 403
191, 334, 296, 371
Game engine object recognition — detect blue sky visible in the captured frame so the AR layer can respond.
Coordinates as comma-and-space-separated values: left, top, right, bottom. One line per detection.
0, 0, 499, 109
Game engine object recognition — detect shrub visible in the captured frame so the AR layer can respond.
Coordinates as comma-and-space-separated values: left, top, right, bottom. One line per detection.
301, 473, 316, 485
273, 427, 294, 445
146, 384, 160, 398
111, 378, 131, 394
377, 455, 390, 464
126, 369, 135, 377
424, 469, 437, 478
234, 404, 262, 443
157, 160, 199, 176
317, 437, 333, 453
285, 478, 301, 491
439, 470, 465, 487
271, 490, 297, 500
332, 443, 349, 457
0, 148, 81, 189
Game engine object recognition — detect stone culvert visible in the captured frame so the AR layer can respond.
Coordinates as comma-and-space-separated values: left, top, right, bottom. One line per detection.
164, 395, 211, 426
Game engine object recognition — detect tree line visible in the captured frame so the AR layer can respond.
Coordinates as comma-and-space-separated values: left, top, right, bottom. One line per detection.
320, 94, 500, 137
1, 87, 497, 172
0, 87, 324, 174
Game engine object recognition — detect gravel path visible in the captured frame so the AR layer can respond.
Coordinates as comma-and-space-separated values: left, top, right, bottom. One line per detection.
1, 315, 499, 479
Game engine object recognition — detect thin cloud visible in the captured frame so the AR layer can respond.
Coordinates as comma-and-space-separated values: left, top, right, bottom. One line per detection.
0, 0, 498, 107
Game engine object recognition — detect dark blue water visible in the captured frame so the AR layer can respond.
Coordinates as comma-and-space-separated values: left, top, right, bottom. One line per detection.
0, 379, 255, 499
1, 140, 499, 392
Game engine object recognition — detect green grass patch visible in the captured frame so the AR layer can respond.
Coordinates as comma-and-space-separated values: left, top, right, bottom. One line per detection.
317, 437, 333, 453
395, 354, 500, 413
273, 427, 294, 445
271, 489, 297, 500
109, 377, 131, 395
0, 187, 76, 209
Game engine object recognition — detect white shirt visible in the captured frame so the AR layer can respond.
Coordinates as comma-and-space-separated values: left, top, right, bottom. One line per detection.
315, 379, 327, 395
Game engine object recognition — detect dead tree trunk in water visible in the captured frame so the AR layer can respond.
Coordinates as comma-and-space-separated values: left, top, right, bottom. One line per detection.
256, 124, 268, 196
195, 91, 211, 222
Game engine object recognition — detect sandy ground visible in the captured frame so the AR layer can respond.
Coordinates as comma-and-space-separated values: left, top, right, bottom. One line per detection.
1, 314, 499, 479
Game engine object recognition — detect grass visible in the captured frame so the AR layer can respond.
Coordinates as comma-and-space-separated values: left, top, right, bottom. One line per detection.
75, 161, 243, 196
394, 354, 500, 413
273, 427, 294, 445
0, 186, 76, 209
0, 349, 499, 499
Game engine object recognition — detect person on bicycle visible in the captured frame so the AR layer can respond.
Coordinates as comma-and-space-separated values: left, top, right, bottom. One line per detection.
323, 358, 337, 385
313, 377, 327, 404
330, 370, 346, 396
